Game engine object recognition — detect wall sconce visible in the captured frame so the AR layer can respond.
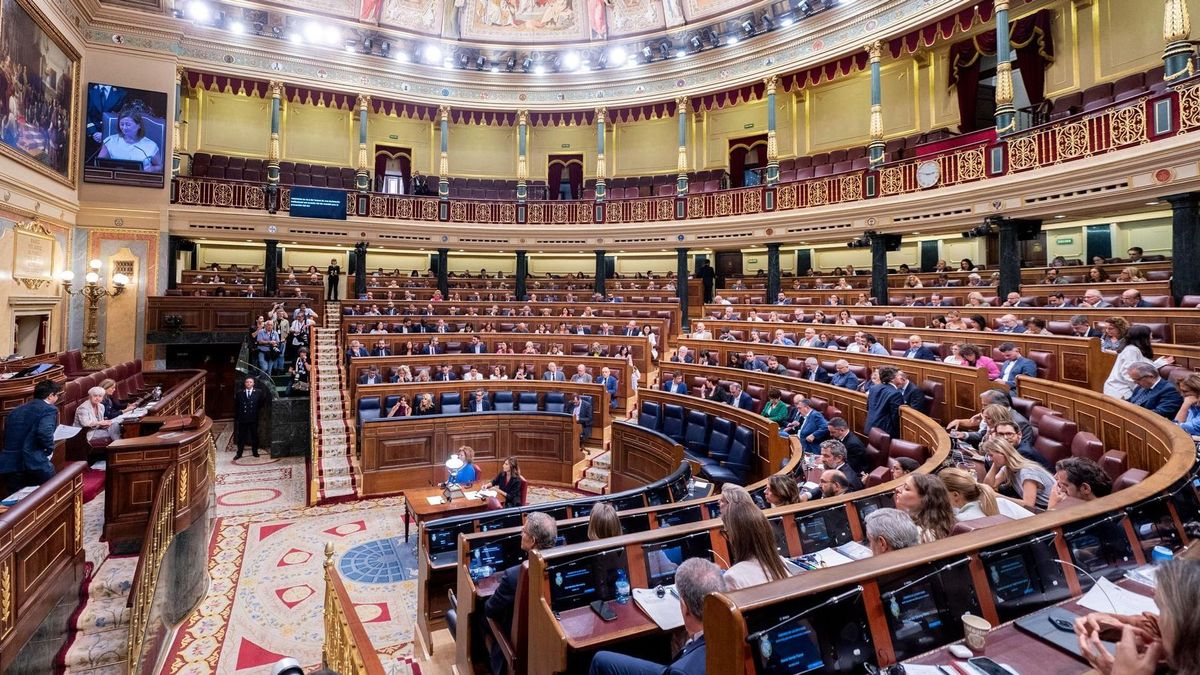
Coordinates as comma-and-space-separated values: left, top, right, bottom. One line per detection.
59, 259, 129, 369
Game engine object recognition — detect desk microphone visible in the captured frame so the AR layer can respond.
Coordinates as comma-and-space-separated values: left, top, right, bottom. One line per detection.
1052, 558, 1119, 613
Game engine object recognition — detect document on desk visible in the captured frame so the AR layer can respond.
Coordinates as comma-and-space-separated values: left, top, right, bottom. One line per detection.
632, 587, 683, 630
426, 496, 445, 505
53, 424, 81, 441
1079, 577, 1159, 615
479, 489, 498, 499
463, 491, 481, 500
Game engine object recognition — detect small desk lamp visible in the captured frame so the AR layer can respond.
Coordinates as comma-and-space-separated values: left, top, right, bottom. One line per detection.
443, 454, 466, 501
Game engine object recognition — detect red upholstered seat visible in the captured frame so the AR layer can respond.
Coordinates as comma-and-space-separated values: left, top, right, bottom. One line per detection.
1069, 431, 1104, 463
865, 465, 891, 487
1112, 468, 1149, 491
889, 439, 928, 464
1033, 415, 1077, 466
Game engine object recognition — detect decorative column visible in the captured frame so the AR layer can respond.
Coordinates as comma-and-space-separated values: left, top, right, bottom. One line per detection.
996, 219, 1022, 298
676, 97, 689, 196
993, 1, 1017, 134
515, 251, 528, 300
266, 80, 284, 212
595, 108, 608, 202
594, 250, 606, 296
676, 248, 690, 325
436, 248, 450, 298
766, 243, 781, 303
437, 105, 450, 199
355, 95, 371, 192
1166, 193, 1199, 303
764, 76, 780, 184
867, 41, 886, 166
354, 242, 368, 299
516, 109, 529, 202
167, 236, 183, 290
870, 236, 890, 307
172, 67, 184, 177
264, 240, 279, 296
1164, 0, 1196, 82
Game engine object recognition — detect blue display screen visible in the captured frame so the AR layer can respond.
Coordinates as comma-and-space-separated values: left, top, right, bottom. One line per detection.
289, 186, 348, 220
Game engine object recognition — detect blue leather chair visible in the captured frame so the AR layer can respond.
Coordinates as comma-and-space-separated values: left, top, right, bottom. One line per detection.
544, 392, 566, 413
493, 391, 515, 411
439, 392, 461, 414
517, 392, 539, 411
707, 418, 734, 463
683, 411, 712, 460
358, 396, 381, 425
638, 401, 662, 430
382, 395, 400, 411
662, 404, 686, 441
701, 426, 754, 485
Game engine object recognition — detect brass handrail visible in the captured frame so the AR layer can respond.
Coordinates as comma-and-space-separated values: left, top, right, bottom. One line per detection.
126, 466, 177, 674
322, 542, 386, 675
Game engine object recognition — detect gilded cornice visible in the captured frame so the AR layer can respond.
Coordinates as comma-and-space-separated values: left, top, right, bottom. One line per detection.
62, 0, 978, 110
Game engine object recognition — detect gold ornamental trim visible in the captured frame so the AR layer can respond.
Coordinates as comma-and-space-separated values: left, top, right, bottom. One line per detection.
764, 75, 778, 96
1, 557, 11, 639
517, 109, 528, 126
269, 80, 284, 100
869, 104, 884, 141
1164, 0, 1192, 44
766, 130, 779, 161
357, 94, 371, 111
439, 151, 449, 176
866, 40, 883, 63
995, 61, 1015, 106
438, 105, 451, 122
12, 219, 56, 291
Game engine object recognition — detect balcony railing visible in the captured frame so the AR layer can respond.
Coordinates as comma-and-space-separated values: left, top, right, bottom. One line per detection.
171, 77, 1199, 226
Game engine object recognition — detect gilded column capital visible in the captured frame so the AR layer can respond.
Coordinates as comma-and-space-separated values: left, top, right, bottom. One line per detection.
764, 75, 778, 95
675, 96, 689, 113
268, 80, 284, 99
356, 94, 371, 111
866, 40, 883, 63
518, 109, 529, 126
1164, 0, 1192, 44
175, 66, 186, 84
595, 107, 607, 124
993, 0, 1009, 12
438, 104, 451, 122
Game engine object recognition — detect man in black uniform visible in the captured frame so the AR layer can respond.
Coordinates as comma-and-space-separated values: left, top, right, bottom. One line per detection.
327, 257, 341, 301
234, 377, 265, 459
697, 260, 716, 303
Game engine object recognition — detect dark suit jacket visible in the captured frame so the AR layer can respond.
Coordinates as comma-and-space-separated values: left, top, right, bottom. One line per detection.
899, 382, 927, 414
794, 410, 828, 454
838, 432, 870, 476
435, 372, 459, 381
700, 387, 729, 404
465, 399, 492, 413
670, 354, 695, 363
864, 383, 903, 437
1130, 379, 1184, 419
831, 372, 861, 391
345, 347, 369, 358
467, 344, 488, 354
357, 375, 383, 385
0, 399, 58, 477
731, 392, 754, 410
234, 387, 265, 425
86, 84, 126, 139
903, 346, 939, 361
801, 368, 831, 384
834, 461, 864, 491
484, 563, 522, 638
663, 380, 689, 395
667, 636, 707, 675
371, 348, 391, 356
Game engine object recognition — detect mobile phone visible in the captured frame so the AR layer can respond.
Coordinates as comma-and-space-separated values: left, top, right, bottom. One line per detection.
966, 656, 1010, 675
590, 599, 617, 622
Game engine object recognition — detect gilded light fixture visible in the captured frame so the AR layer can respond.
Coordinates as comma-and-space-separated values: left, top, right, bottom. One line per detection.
59, 258, 129, 369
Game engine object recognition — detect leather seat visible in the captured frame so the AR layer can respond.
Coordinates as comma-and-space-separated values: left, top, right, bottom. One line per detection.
706, 418, 734, 462
889, 439, 928, 464
866, 428, 892, 469
865, 465, 891, 487
544, 392, 566, 413
1113, 468, 1149, 491
920, 381, 944, 422
486, 562, 530, 674
358, 396, 381, 424
439, 392, 461, 413
1100, 451, 1128, 481
516, 392, 539, 411
662, 404, 685, 440
1033, 415, 1077, 466
493, 391, 515, 411
1029, 351, 1056, 380
683, 411, 712, 459
1070, 431, 1104, 463
700, 426, 754, 485
638, 401, 661, 430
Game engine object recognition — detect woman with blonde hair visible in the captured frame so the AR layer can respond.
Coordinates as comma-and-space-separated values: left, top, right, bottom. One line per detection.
893, 473, 957, 543
982, 437, 1055, 509
940, 467, 1033, 521
718, 483, 754, 513
586, 502, 622, 540
720, 501, 796, 590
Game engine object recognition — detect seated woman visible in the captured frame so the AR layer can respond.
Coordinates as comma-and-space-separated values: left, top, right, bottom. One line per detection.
853, 293, 872, 307
981, 437, 1056, 510
387, 394, 412, 417
1087, 266, 1112, 283
760, 389, 789, 425
890, 456, 921, 481
449, 445, 478, 484
97, 102, 163, 173
720, 501, 798, 590
893, 473, 956, 543
587, 502, 622, 540
835, 309, 858, 326
98, 378, 133, 418
940, 467, 1034, 521
1175, 374, 1200, 435
763, 474, 800, 507
75, 386, 121, 443
1116, 266, 1147, 283
481, 456, 524, 508
943, 343, 965, 365
414, 393, 437, 415
959, 344, 1001, 380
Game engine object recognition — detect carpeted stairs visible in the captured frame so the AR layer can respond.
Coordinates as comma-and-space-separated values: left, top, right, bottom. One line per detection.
575, 450, 611, 494
61, 556, 138, 674
311, 324, 359, 502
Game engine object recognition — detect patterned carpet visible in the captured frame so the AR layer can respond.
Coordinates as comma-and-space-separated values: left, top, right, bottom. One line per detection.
161, 422, 587, 674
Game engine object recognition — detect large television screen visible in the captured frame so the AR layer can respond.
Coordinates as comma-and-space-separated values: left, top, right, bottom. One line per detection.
82, 83, 167, 188
289, 185, 348, 220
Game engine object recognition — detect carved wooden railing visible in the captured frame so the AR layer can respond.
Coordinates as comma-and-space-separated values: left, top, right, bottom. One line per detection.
323, 542, 386, 675
126, 466, 176, 674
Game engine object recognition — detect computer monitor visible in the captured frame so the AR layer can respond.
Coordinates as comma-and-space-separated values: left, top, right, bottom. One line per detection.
880, 558, 981, 662
620, 513, 652, 534
793, 508, 853, 553
547, 547, 629, 613
645, 483, 671, 507
981, 535, 1070, 623
706, 502, 722, 519
1064, 515, 1137, 587
656, 505, 702, 529
747, 587, 875, 675
749, 487, 770, 509
478, 512, 523, 532
571, 502, 596, 518
667, 470, 691, 502
643, 531, 713, 587
769, 516, 789, 555
468, 532, 524, 580
610, 494, 647, 512
1126, 500, 1181, 560
853, 494, 895, 524
555, 521, 591, 546
427, 520, 475, 557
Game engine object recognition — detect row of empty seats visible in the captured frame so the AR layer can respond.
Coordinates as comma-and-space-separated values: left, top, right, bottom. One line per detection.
190, 153, 359, 189
357, 391, 595, 424
1046, 66, 1167, 121
637, 401, 756, 484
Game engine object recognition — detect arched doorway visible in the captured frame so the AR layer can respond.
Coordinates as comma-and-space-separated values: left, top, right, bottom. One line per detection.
728, 134, 768, 187
374, 146, 412, 194
547, 154, 583, 200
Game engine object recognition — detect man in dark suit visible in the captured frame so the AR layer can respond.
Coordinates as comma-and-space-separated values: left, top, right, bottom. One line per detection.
234, 377, 266, 459
1001, 292, 1032, 308
783, 397, 828, 454
997, 342, 1038, 390
85, 83, 127, 152
622, 321, 640, 337
830, 360, 861, 391
371, 340, 392, 357
485, 513, 557, 674
1069, 315, 1103, 338
893, 371, 928, 415
422, 338, 442, 355
741, 350, 767, 372
728, 383, 754, 411
465, 389, 492, 413
570, 394, 594, 440
358, 366, 384, 385
1127, 362, 1183, 419
435, 365, 459, 382
0, 380, 62, 492
928, 293, 952, 307
995, 314, 1026, 334
902, 335, 939, 361
466, 336, 488, 354
345, 340, 369, 359
826, 417, 869, 476
1121, 289, 1152, 308
864, 367, 903, 438
542, 362, 567, 382
670, 346, 695, 364
800, 357, 830, 383
662, 372, 689, 395
589, 558, 723, 675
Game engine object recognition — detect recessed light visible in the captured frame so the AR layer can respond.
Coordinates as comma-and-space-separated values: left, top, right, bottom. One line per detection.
229, 21, 245, 34
1145, 200, 1160, 205
534, 64, 546, 75
1054, 214, 1066, 219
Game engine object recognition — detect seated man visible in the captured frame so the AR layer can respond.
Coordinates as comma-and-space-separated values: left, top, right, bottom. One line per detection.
1079, 289, 1112, 308
570, 364, 593, 383
763, 355, 788, 376
358, 366, 384, 385
465, 389, 492, 413
995, 314, 1025, 334
1120, 289, 1150, 308
902, 335, 939, 361
0, 380, 62, 492
595, 366, 619, 408
75, 386, 122, 444
826, 417, 869, 476
799, 357, 829, 383
728, 382, 754, 410
947, 389, 1034, 448
830, 360, 861, 391
799, 440, 864, 501
741, 350, 766, 372
662, 372, 689, 395
1047, 457, 1112, 509
484, 513, 557, 674
570, 393, 594, 440
588, 558, 724, 675
670, 346, 695, 363
997, 342, 1037, 390
799, 469, 852, 502
864, 508, 919, 555
1127, 362, 1183, 418
435, 364, 459, 382
893, 371, 927, 415
696, 377, 728, 404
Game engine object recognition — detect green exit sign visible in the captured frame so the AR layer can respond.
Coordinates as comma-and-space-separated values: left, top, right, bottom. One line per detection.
743, 123, 755, 129
561, 143, 571, 148
388, 134, 399, 140
1055, 237, 1074, 245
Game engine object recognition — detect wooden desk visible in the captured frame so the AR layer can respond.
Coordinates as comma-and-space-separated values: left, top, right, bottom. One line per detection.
404, 486, 490, 542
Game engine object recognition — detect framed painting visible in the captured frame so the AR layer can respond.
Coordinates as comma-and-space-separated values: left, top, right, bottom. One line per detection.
0, 0, 81, 186
11, 219, 56, 290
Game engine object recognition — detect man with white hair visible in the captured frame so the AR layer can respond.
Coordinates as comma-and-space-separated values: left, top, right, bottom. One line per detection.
830, 360, 861, 390
800, 357, 830, 383
995, 314, 1025, 333
75, 386, 121, 442
864, 508, 919, 555
1079, 289, 1112, 308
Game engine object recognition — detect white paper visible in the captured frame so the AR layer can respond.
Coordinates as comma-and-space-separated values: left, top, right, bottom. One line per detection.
479, 489, 498, 498
632, 586, 683, 630
426, 496, 445, 505
808, 547, 855, 567
1078, 576, 1159, 616
802, 481, 819, 490
834, 541, 874, 561
895, 666, 952, 675
463, 491, 481, 500
53, 424, 81, 441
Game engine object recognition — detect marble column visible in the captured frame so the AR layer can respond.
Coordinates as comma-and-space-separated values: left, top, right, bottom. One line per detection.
595, 108, 608, 202
436, 248, 450, 298
172, 67, 184, 178
1166, 192, 1199, 303
1163, 0, 1196, 83
766, 244, 781, 303
515, 251, 528, 300
996, 220, 1022, 299
993, 1, 1017, 134
870, 236, 890, 307
765, 76, 780, 184
867, 41, 886, 166
676, 248, 690, 323
438, 105, 450, 199
676, 97, 689, 196
266, 80, 283, 211
264, 240, 279, 296
355, 95, 371, 192
594, 250, 606, 296
517, 109, 529, 201
354, 242, 368, 299
167, 236, 183, 290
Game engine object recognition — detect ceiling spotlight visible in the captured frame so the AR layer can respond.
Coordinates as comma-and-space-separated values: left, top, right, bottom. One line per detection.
380, 40, 390, 57
521, 56, 533, 72
491, 65, 499, 73
288, 32, 303, 44
345, 44, 356, 54
689, 35, 702, 51
741, 19, 755, 35
608, 46, 627, 66
533, 64, 546, 75
302, 21, 321, 43
506, 56, 516, 72
761, 14, 774, 30
705, 29, 721, 47
675, 48, 686, 58
641, 45, 653, 62
230, 20, 245, 34
562, 51, 580, 70
475, 55, 487, 70
395, 51, 409, 62
727, 35, 739, 45
780, 15, 794, 27
186, 0, 212, 22
423, 44, 442, 63
659, 41, 671, 59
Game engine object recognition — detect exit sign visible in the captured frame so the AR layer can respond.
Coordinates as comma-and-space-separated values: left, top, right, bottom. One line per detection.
743, 123, 755, 129
388, 134, 399, 140
1055, 237, 1074, 245
561, 143, 571, 148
